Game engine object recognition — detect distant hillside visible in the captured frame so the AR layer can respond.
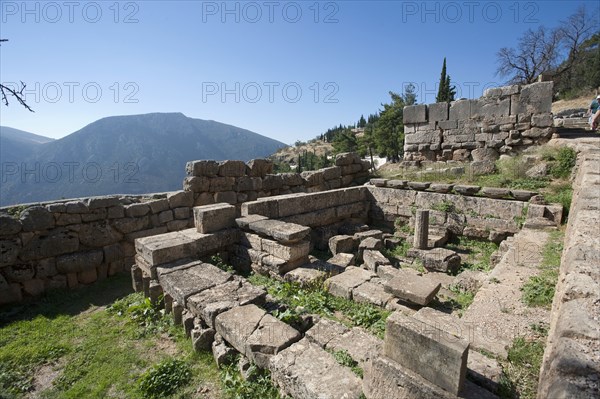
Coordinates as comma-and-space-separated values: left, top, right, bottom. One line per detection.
270, 140, 334, 166
0, 126, 54, 164
0, 113, 285, 206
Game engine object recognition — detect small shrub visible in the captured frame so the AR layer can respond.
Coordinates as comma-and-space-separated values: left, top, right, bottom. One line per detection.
138, 358, 192, 398
210, 255, 234, 273
542, 147, 577, 178
431, 200, 456, 213
221, 362, 281, 399
331, 350, 363, 378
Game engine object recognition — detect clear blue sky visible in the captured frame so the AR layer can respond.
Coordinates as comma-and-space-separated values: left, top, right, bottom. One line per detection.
0, 0, 597, 144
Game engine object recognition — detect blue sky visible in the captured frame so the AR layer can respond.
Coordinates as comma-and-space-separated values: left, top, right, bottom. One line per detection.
0, 0, 597, 144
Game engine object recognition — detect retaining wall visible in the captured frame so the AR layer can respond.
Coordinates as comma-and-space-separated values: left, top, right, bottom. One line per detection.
537, 149, 600, 398
0, 153, 370, 305
403, 82, 555, 162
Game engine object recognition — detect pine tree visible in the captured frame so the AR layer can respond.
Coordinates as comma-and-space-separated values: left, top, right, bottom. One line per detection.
436, 58, 448, 103
358, 115, 367, 128
446, 74, 456, 102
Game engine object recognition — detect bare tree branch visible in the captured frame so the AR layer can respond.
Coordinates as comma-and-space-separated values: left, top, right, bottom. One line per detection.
0, 39, 35, 112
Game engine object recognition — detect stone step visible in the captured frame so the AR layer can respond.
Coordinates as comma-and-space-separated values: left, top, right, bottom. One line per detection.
383, 269, 442, 306
236, 216, 311, 244
324, 266, 377, 300
269, 338, 364, 399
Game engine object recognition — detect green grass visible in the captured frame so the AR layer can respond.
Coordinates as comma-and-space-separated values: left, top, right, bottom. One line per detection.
446, 285, 475, 317
445, 236, 499, 273
0, 275, 223, 399
522, 230, 564, 308
543, 183, 573, 218
329, 350, 363, 378
499, 335, 546, 399
221, 361, 282, 399
382, 239, 411, 259
541, 147, 577, 179
247, 274, 390, 338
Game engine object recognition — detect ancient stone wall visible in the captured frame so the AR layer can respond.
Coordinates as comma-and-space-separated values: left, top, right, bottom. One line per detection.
0, 153, 370, 305
403, 82, 554, 162
537, 149, 600, 398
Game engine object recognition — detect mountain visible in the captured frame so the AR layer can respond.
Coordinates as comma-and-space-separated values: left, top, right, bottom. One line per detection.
0, 113, 285, 206
0, 126, 54, 164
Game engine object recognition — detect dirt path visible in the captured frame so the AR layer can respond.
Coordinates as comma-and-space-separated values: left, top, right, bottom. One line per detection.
460, 228, 551, 358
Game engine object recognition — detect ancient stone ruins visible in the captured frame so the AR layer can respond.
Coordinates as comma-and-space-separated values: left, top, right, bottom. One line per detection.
1, 82, 598, 398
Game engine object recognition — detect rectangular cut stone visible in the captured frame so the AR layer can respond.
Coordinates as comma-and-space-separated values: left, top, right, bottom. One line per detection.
261, 238, 310, 261
135, 231, 196, 266
235, 214, 268, 229
404, 104, 427, 124
384, 270, 441, 306
193, 203, 236, 233
247, 219, 310, 244
269, 339, 364, 399
428, 102, 449, 122
158, 262, 232, 306
325, 266, 375, 299
246, 313, 302, 368
384, 311, 469, 395
215, 304, 266, 356
187, 278, 266, 328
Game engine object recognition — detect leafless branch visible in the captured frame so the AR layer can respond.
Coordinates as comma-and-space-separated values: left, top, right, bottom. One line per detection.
0, 38, 34, 112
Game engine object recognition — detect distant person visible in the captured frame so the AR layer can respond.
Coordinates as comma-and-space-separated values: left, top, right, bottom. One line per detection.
589, 95, 600, 130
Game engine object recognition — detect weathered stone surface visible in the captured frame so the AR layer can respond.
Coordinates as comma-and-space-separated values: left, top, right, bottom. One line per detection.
471, 148, 499, 162
247, 219, 310, 244
193, 203, 236, 234
325, 266, 375, 299
359, 237, 383, 251
305, 318, 350, 348
19, 206, 55, 232
3, 263, 34, 282
0, 214, 21, 236
301, 170, 324, 186
321, 166, 342, 181
0, 274, 22, 304
186, 160, 220, 176
384, 270, 441, 305
387, 179, 407, 189
167, 191, 194, 208
467, 350, 504, 394
363, 250, 390, 272
470, 160, 496, 175
408, 247, 461, 273
125, 203, 150, 217
218, 160, 247, 177
510, 189, 537, 201
454, 185, 481, 195
284, 266, 326, 286
404, 104, 427, 124
428, 102, 449, 122
327, 253, 355, 269
56, 250, 103, 273
184, 176, 210, 192
261, 238, 310, 262
247, 159, 273, 177
187, 278, 266, 328
328, 235, 355, 255
269, 338, 363, 399
353, 280, 395, 307
363, 355, 458, 399
481, 187, 511, 199
235, 214, 268, 230
384, 311, 469, 395
135, 230, 196, 267
370, 178, 388, 187
246, 313, 302, 368
335, 152, 362, 166
215, 304, 265, 356
212, 338, 236, 367
407, 181, 431, 191
428, 183, 454, 193
192, 327, 216, 352
353, 229, 383, 242
510, 81, 552, 115
20, 228, 79, 261
158, 262, 233, 306
0, 238, 20, 267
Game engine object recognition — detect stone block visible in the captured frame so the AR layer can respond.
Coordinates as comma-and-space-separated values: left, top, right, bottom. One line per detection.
0, 214, 21, 236
325, 266, 375, 299
218, 160, 247, 177
363, 250, 390, 272
184, 176, 210, 192
353, 280, 395, 307
186, 160, 220, 177
449, 99, 472, 121
428, 103, 449, 123
327, 253, 356, 269
247, 159, 273, 177
135, 230, 196, 267
246, 313, 302, 368
328, 235, 355, 255
247, 219, 310, 244
404, 104, 427, 124
56, 250, 104, 273
384, 270, 441, 305
510, 82, 552, 115
335, 152, 362, 166
19, 228, 79, 261
269, 339, 363, 399
408, 248, 461, 273
215, 304, 265, 356
193, 203, 236, 233
384, 311, 469, 395
158, 262, 233, 306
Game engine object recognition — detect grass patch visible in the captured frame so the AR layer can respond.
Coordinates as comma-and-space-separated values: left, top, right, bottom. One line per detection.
382, 239, 411, 260
541, 146, 577, 179
446, 285, 475, 318
445, 236, 499, 273
247, 274, 390, 338
221, 361, 281, 399
329, 350, 363, 378
522, 230, 564, 308
0, 275, 223, 399
138, 358, 191, 398
543, 182, 573, 219
500, 335, 546, 399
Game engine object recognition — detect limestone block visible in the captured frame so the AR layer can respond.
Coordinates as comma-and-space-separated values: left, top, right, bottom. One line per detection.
335, 152, 362, 166
19, 228, 79, 261
269, 339, 363, 399
0, 214, 21, 236
327, 253, 356, 269
215, 304, 265, 356
321, 166, 342, 180
245, 313, 302, 368
20, 206, 55, 232
384, 311, 469, 395
404, 104, 427, 124
56, 250, 104, 274
218, 160, 247, 177
186, 160, 220, 177
247, 159, 273, 177
247, 219, 310, 244
510, 82, 552, 115
384, 270, 441, 305
363, 250, 391, 272
428, 102, 448, 122
158, 262, 233, 306
325, 266, 375, 299
184, 176, 210, 192
193, 203, 236, 233
353, 280, 395, 307
328, 235, 355, 255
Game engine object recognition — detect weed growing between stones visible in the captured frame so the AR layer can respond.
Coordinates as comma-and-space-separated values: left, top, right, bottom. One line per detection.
445, 236, 499, 273
543, 182, 573, 218
541, 147, 577, 179
221, 360, 282, 399
521, 230, 564, 307
329, 349, 363, 378
445, 285, 475, 318
247, 274, 390, 338
500, 334, 546, 399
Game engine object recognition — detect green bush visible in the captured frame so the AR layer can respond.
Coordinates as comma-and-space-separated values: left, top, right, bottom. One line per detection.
542, 147, 577, 179
138, 358, 191, 398
221, 362, 281, 399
